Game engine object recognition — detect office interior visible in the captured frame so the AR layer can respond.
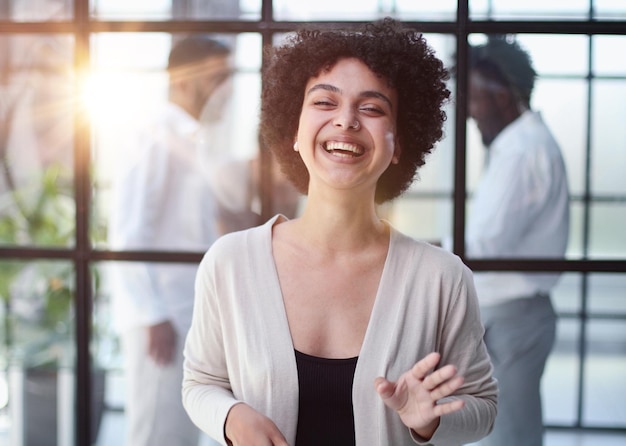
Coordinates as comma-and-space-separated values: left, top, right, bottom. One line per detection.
0, 1, 625, 445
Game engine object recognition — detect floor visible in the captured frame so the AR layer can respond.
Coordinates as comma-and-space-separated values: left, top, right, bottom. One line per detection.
93, 364, 626, 446
95, 410, 626, 446
1, 349, 624, 445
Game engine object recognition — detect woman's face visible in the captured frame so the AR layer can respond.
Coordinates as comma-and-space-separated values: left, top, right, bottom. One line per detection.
296, 57, 400, 197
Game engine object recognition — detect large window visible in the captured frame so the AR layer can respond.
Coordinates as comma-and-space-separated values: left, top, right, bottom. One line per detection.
0, 1, 625, 444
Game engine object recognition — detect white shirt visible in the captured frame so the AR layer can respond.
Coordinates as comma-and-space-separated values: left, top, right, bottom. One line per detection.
466, 110, 570, 306
107, 103, 219, 333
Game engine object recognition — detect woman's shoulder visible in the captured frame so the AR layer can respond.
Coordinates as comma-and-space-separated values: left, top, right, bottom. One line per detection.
201, 215, 278, 265
392, 228, 470, 274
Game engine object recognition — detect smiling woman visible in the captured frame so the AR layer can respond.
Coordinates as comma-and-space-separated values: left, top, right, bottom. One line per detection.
182, 17, 497, 446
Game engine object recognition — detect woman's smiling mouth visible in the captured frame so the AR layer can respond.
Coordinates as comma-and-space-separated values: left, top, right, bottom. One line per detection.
323, 141, 365, 158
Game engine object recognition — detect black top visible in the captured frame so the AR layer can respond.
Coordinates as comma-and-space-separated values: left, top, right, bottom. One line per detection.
294, 349, 358, 446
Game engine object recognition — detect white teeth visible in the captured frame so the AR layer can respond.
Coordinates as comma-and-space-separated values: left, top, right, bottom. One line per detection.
325, 141, 364, 155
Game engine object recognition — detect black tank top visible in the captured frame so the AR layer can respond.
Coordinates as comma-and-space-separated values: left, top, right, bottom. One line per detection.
294, 349, 358, 446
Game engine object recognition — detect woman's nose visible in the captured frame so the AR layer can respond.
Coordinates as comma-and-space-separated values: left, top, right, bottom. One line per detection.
333, 108, 359, 130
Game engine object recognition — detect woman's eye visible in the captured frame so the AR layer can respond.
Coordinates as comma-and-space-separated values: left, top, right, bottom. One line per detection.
360, 105, 384, 115
313, 100, 335, 107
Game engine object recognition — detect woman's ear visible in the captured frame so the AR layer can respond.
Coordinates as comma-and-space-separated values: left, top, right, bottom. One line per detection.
392, 140, 401, 164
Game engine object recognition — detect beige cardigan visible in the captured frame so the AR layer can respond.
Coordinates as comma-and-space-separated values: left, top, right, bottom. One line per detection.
183, 216, 497, 446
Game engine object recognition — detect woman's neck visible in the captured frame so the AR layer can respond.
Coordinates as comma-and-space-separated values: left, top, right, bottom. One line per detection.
292, 200, 388, 253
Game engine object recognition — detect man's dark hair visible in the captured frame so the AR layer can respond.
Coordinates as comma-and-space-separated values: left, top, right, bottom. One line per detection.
167, 35, 230, 71
469, 35, 536, 106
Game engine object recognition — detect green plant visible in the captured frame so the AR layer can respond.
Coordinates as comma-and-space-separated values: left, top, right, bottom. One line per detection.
0, 163, 76, 369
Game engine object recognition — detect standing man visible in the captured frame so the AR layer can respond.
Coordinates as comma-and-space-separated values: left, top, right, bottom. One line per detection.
108, 35, 232, 446
466, 36, 570, 446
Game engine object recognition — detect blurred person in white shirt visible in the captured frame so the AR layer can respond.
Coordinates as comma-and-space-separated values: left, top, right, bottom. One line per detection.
464, 36, 570, 446
107, 35, 232, 446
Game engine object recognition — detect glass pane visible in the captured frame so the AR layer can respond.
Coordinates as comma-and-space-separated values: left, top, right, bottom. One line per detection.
517, 35, 589, 76
594, 0, 626, 20
1, 0, 72, 21
91, 0, 257, 21
0, 259, 76, 444
470, 0, 590, 20
97, 260, 200, 444
593, 35, 626, 76
583, 319, 626, 427
274, 0, 380, 21
414, 124, 454, 194
388, 197, 452, 242
90, 32, 264, 247
588, 273, 626, 316
0, 35, 75, 248
543, 318, 580, 426
465, 35, 588, 196
464, 34, 572, 263
551, 273, 582, 314
394, 0, 457, 21
413, 33, 456, 194
534, 79, 588, 197
568, 201, 585, 259
591, 80, 626, 196
466, 112, 485, 194
589, 203, 626, 258
92, 262, 120, 446
273, 0, 454, 21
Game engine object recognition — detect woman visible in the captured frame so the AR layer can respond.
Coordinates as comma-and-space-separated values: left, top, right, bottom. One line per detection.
183, 18, 497, 446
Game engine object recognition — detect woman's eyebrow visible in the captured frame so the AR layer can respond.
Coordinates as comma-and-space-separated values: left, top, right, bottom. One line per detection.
360, 91, 393, 109
306, 83, 393, 109
306, 83, 340, 95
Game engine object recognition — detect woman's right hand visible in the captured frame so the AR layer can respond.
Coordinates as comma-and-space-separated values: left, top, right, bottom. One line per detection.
225, 403, 289, 446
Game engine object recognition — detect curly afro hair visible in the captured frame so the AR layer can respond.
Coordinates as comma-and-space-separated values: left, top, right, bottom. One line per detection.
260, 17, 450, 204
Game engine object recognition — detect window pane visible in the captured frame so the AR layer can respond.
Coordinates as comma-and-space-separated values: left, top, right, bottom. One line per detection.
92, 262, 119, 445
273, 0, 378, 21
1, 0, 72, 21
583, 319, 626, 427
552, 273, 582, 314
589, 203, 626, 258
411, 33, 456, 194
381, 33, 455, 243
594, 0, 626, 20
0, 35, 75, 248
465, 35, 589, 197
91, 0, 256, 21
588, 273, 626, 316
543, 318, 580, 426
470, 0, 590, 20
388, 197, 452, 242
568, 201, 585, 259
593, 36, 626, 76
516, 34, 589, 76
0, 259, 78, 444
273, 0, 455, 21
90, 32, 263, 247
394, 0, 457, 21
591, 80, 626, 196
534, 79, 588, 197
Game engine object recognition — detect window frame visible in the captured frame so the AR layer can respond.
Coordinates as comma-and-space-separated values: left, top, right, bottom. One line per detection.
0, 0, 625, 443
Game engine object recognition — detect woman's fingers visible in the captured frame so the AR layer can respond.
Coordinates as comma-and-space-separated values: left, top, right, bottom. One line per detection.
410, 352, 441, 380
